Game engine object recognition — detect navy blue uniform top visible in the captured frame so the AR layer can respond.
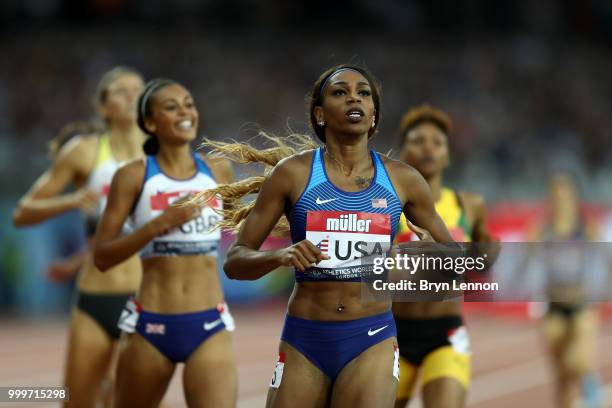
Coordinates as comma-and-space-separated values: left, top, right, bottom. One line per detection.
289, 148, 403, 282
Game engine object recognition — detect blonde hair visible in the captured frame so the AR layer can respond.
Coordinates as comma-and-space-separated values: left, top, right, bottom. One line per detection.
192, 131, 319, 235
95, 66, 143, 105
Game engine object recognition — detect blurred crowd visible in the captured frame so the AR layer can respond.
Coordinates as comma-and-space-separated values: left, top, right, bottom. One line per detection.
2, 0, 612, 201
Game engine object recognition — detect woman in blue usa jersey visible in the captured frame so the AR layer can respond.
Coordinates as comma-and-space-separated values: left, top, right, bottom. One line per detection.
93, 78, 236, 407
198, 64, 455, 408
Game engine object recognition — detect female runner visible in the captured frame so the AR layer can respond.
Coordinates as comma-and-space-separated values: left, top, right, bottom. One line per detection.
93, 78, 236, 407
393, 105, 496, 408
199, 65, 455, 408
13, 67, 145, 407
539, 173, 600, 408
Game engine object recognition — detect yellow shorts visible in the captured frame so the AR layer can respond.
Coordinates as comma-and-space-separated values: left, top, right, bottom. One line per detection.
395, 316, 471, 400
396, 346, 471, 399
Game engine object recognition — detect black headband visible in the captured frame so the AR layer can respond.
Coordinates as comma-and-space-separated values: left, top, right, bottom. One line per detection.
318, 67, 364, 100
139, 84, 159, 119
139, 80, 176, 119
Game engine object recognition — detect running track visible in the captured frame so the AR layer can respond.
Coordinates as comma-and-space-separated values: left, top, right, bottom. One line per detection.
1, 303, 611, 407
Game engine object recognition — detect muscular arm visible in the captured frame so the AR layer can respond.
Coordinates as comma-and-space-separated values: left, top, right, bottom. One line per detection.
93, 161, 157, 271
462, 192, 500, 267
400, 167, 455, 243
462, 192, 494, 243
13, 137, 96, 226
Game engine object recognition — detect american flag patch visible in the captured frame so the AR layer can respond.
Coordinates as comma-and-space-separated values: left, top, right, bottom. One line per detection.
372, 198, 387, 208
316, 236, 329, 255
146, 323, 166, 335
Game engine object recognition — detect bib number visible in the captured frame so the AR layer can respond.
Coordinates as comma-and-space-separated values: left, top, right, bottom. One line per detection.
117, 298, 140, 333
448, 326, 470, 355
393, 345, 400, 381
217, 302, 236, 332
270, 352, 286, 389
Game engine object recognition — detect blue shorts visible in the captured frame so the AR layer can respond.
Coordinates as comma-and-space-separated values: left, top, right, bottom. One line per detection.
281, 311, 396, 380
136, 307, 228, 363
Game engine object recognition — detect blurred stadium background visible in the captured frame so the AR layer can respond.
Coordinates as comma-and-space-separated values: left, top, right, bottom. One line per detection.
1, 1, 612, 407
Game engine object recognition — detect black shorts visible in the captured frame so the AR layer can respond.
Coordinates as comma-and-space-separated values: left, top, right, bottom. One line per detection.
76, 291, 135, 340
547, 302, 584, 319
395, 315, 464, 366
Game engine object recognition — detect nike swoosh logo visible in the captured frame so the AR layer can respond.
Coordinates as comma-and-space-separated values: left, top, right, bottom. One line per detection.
368, 325, 389, 336
203, 319, 222, 331
316, 197, 337, 205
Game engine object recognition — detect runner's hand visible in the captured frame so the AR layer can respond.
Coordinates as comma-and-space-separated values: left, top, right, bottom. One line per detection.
71, 188, 99, 213
406, 220, 433, 242
275, 239, 330, 271
152, 194, 201, 236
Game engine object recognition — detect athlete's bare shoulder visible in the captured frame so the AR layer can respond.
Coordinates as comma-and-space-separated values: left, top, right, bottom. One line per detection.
379, 154, 422, 183
115, 158, 146, 179
199, 154, 233, 184
53, 134, 99, 179
274, 149, 315, 176
268, 149, 316, 200
377, 154, 429, 204
103, 158, 146, 223
60, 134, 98, 157
107, 158, 146, 196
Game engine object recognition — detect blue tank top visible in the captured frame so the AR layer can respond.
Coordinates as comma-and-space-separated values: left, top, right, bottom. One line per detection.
290, 148, 403, 282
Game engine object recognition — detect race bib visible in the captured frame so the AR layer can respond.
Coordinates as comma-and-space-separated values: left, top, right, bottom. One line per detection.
150, 190, 222, 236
217, 302, 235, 332
448, 326, 471, 355
147, 189, 222, 255
269, 352, 285, 389
393, 344, 400, 381
117, 297, 141, 333
305, 211, 391, 280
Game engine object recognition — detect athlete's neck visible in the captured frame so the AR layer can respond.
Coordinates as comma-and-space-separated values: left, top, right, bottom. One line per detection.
157, 144, 195, 177
425, 173, 443, 203
324, 134, 371, 175
107, 122, 144, 161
